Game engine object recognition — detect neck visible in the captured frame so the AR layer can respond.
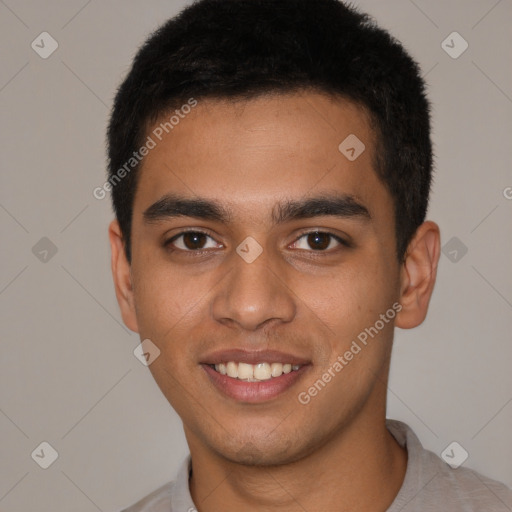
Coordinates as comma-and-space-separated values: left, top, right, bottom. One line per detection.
186, 389, 407, 512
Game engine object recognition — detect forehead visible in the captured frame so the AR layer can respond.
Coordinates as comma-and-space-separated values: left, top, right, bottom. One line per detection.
133, 92, 390, 222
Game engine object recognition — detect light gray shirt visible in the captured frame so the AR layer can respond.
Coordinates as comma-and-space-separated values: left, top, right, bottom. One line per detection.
121, 419, 512, 511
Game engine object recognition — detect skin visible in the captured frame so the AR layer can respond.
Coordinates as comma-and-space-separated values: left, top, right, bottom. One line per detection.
109, 91, 440, 512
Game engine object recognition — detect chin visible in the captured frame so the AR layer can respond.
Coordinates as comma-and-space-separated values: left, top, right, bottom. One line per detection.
212, 431, 313, 467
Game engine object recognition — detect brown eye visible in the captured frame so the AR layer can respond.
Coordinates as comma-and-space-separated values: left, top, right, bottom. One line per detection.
182, 232, 208, 250
307, 232, 331, 250
165, 231, 221, 252
292, 231, 349, 252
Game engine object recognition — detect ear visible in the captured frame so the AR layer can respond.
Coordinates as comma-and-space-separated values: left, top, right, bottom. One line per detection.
108, 220, 139, 333
395, 221, 441, 329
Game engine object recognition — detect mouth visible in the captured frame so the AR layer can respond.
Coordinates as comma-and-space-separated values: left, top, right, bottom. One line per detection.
208, 361, 302, 381
200, 350, 311, 403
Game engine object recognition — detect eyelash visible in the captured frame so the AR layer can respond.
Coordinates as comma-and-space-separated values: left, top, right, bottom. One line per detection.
163, 229, 350, 254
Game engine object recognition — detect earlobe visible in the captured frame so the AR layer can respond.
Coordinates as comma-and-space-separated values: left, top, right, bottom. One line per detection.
108, 220, 139, 333
395, 221, 441, 329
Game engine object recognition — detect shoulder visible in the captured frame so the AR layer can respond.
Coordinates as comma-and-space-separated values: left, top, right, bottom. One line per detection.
420, 448, 512, 510
120, 481, 174, 512
119, 455, 193, 512
387, 419, 512, 511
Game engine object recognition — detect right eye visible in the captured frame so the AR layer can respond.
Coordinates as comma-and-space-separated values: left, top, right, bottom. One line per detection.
164, 230, 223, 252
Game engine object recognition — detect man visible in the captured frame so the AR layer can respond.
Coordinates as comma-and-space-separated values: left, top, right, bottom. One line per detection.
107, 0, 512, 510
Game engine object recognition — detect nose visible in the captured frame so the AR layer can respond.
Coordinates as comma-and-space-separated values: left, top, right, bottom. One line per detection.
211, 246, 296, 332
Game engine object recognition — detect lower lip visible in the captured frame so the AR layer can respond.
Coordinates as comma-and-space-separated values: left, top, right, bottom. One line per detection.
201, 364, 310, 403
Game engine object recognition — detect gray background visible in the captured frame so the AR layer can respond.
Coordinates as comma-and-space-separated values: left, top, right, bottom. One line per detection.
0, 0, 511, 510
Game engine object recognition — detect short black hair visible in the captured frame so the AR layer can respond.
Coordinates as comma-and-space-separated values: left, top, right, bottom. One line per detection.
107, 0, 432, 263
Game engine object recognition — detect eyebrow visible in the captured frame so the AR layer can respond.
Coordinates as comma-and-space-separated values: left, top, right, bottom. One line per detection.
143, 193, 371, 225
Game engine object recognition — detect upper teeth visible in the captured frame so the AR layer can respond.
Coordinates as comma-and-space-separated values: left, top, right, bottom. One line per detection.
214, 362, 301, 381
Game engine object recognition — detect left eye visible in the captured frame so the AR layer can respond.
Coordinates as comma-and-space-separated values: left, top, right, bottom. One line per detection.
291, 231, 347, 251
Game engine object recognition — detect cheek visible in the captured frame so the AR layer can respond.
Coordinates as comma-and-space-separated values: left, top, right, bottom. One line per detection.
131, 255, 205, 336
130, 258, 222, 383
301, 258, 389, 328
297, 257, 399, 378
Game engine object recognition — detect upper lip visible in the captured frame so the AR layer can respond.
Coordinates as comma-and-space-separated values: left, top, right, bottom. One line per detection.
200, 349, 311, 366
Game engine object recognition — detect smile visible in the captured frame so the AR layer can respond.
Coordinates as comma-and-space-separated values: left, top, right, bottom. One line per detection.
211, 362, 302, 381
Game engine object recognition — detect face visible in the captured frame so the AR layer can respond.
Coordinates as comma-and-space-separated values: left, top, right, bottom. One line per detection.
112, 92, 418, 465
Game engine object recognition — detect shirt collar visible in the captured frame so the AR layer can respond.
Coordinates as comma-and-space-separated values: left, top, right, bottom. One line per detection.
171, 419, 421, 511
